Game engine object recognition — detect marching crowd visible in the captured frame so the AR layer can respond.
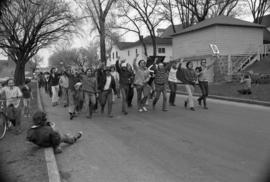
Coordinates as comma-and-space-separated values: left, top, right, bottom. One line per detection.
37, 54, 214, 120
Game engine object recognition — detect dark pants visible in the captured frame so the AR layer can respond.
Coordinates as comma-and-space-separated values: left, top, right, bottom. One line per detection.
168, 81, 177, 105
100, 90, 113, 115
136, 85, 148, 110
198, 81, 209, 106
120, 85, 129, 112
153, 84, 167, 110
127, 84, 134, 107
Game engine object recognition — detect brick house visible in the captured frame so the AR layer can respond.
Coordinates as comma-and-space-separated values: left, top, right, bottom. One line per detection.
172, 16, 265, 82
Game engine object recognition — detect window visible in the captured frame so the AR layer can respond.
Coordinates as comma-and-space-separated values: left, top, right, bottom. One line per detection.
112, 52, 114, 59
158, 48, 165, 54
128, 50, 130, 56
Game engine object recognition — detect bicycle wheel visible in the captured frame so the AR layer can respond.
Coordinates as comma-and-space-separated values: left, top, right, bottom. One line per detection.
0, 113, 7, 140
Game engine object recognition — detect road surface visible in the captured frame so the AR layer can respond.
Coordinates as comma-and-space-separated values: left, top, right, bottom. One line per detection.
42, 90, 270, 182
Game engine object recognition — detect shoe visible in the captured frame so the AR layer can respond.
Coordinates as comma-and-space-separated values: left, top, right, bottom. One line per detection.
203, 106, 208, 110
74, 131, 83, 141
54, 146, 62, 154
138, 109, 143, 112
170, 103, 176, 106
190, 107, 195, 111
142, 106, 148, 112
184, 101, 187, 109
197, 98, 201, 106
69, 113, 74, 120
64, 104, 68, 107
86, 115, 92, 119
162, 108, 168, 112
108, 114, 114, 118
122, 111, 128, 115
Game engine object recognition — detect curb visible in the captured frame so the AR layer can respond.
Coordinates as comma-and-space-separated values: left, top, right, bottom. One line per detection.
175, 91, 270, 107
36, 83, 61, 182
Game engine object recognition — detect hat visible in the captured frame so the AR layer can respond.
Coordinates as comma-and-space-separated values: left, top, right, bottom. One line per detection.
32, 110, 47, 126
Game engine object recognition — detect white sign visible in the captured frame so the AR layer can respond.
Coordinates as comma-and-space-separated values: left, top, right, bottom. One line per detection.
209, 44, 220, 55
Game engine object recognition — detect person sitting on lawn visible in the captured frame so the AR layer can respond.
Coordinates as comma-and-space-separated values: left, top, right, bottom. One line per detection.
26, 110, 82, 154
238, 74, 252, 95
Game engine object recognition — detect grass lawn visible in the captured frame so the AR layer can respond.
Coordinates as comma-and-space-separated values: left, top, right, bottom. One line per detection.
177, 83, 270, 102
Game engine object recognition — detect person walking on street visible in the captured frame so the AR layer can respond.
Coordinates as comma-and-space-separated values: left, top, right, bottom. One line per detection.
81, 68, 98, 119
195, 59, 216, 109
133, 54, 151, 112
48, 68, 60, 106
176, 60, 197, 111
110, 66, 120, 102
116, 59, 134, 115
152, 62, 169, 111
98, 66, 117, 118
21, 79, 33, 117
168, 61, 180, 106
59, 71, 69, 107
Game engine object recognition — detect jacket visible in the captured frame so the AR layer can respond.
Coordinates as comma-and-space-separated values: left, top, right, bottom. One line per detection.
81, 75, 97, 93
115, 60, 134, 86
97, 69, 117, 93
176, 65, 197, 85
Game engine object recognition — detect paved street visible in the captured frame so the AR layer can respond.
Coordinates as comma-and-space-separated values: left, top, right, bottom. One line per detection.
42, 89, 270, 182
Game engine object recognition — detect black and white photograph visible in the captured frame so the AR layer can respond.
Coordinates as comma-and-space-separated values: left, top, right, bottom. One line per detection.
0, 0, 270, 182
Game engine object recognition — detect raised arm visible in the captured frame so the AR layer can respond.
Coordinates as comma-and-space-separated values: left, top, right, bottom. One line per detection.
133, 54, 139, 72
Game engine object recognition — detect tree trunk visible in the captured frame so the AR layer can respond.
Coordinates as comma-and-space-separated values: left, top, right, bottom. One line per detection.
151, 34, 157, 57
14, 62, 25, 86
139, 35, 148, 57
100, 19, 107, 65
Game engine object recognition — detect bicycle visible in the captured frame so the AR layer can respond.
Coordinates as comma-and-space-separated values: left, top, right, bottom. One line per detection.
0, 97, 22, 139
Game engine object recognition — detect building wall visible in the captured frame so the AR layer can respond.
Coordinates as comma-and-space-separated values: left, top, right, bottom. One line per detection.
172, 26, 217, 59
215, 26, 263, 55
146, 44, 173, 62
172, 25, 264, 59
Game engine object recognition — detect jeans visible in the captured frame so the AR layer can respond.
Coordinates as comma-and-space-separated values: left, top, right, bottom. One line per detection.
100, 90, 113, 115
68, 89, 76, 114
84, 92, 96, 117
198, 81, 209, 106
153, 84, 167, 110
135, 85, 148, 110
120, 85, 129, 112
168, 81, 177, 105
51, 85, 59, 104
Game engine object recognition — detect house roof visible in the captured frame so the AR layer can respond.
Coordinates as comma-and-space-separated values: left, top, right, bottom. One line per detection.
172, 16, 265, 36
115, 36, 172, 50
160, 24, 184, 38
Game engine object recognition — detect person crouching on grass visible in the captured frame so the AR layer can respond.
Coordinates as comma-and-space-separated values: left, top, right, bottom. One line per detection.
27, 110, 82, 154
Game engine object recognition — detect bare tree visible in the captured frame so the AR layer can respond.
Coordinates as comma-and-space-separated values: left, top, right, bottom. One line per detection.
28, 55, 43, 74
0, 0, 77, 85
176, 0, 239, 23
76, 0, 116, 65
247, 0, 270, 24
125, 0, 163, 57
115, 0, 148, 56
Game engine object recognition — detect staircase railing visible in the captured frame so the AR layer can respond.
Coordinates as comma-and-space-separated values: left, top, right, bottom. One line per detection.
236, 53, 258, 72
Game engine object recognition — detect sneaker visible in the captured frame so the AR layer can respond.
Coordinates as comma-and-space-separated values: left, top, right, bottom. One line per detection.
184, 101, 187, 109
108, 114, 114, 118
170, 103, 176, 106
138, 108, 143, 112
142, 107, 148, 112
203, 106, 208, 110
74, 131, 83, 141
190, 107, 195, 111
122, 111, 128, 115
162, 108, 168, 112
69, 113, 74, 120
